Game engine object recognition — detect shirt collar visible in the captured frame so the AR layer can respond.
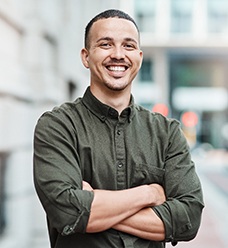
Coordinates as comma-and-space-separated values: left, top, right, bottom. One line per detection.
81, 87, 136, 122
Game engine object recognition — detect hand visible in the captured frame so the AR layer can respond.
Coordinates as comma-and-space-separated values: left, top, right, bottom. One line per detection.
149, 184, 166, 206
82, 181, 94, 191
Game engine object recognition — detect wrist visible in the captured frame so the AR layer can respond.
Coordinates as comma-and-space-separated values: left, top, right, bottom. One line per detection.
148, 184, 166, 206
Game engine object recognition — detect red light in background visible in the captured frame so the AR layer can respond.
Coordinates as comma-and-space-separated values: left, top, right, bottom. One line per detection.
152, 103, 169, 117
181, 111, 198, 127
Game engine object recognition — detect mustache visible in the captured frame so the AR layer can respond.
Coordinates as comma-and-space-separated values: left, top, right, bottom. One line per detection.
105, 58, 130, 67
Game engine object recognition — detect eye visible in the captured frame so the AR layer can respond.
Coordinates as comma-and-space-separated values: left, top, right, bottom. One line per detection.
124, 43, 135, 50
100, 43, 112, 49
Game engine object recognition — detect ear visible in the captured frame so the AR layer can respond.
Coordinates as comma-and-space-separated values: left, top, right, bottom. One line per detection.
139, 50, 143, 67
81, 48, 89, 68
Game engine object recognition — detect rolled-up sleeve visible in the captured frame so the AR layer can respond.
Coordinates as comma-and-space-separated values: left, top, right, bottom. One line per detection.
33, 110, 94, 235
153, 120, 204, 244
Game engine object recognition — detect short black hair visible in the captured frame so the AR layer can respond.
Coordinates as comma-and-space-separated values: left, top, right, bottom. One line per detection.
84, 9, 139, 49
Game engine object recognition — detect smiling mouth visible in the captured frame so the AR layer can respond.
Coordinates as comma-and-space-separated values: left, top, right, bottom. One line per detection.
106, 66, 128, 72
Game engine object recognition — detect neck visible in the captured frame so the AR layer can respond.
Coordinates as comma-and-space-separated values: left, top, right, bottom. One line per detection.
90, 85, 131, 114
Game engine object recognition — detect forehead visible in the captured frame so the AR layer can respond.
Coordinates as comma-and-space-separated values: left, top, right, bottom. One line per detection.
89, 18, 139, 43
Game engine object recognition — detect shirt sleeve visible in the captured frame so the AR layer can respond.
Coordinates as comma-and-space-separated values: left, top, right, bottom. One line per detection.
153, 119, 204, 245
33, 109, 94, 235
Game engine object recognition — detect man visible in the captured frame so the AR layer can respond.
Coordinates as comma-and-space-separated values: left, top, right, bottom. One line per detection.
33, 9, 204, 248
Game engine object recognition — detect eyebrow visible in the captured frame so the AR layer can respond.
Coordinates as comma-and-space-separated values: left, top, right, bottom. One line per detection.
96, 37, 138, 44
96, 37, 112, 43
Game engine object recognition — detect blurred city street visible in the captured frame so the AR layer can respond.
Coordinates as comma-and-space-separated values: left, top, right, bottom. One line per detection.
167, 149, 228, 248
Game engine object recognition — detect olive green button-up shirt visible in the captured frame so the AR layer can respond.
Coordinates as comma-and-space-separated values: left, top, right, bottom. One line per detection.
33, 87, 204, 248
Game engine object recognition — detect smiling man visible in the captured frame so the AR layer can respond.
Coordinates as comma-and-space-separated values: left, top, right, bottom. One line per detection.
33, 9, 204, 248
81, 14, 143, 113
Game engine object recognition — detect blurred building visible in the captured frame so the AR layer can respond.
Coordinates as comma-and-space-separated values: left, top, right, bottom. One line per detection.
130, 0, 228, 149
0, 0, 228, 247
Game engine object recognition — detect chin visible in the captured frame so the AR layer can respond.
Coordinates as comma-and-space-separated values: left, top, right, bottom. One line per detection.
105, 81, 130, 92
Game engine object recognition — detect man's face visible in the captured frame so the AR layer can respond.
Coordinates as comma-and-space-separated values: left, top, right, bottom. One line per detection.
81, 17, 143, 92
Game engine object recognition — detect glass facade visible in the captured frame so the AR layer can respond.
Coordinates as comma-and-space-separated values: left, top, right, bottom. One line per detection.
139, 59, 153, 83
134, 0, 157, 32
170, 58, 227, 88
171, 60, 212, 87
170, 0, 194, 33
207, 0, 228, 33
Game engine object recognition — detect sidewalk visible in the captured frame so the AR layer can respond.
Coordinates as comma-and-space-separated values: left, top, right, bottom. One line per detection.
167, 150, 228, 248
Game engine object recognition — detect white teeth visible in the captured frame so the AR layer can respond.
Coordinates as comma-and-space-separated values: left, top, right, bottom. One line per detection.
108, 66, 125, 72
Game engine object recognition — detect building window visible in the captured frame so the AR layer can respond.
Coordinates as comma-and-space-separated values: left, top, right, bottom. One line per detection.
207, 0, 228, 33
170, 59, 215, 88
134, 0, 157, 32
171, 0, 194, 33
139, 59, 153, 82
43, 34, 57, 70
0, 153, 7, 235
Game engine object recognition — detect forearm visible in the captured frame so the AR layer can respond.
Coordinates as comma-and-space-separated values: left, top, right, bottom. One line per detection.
83, 180, 166, 233
86, 185, 153, 232
113, 207, 165, 241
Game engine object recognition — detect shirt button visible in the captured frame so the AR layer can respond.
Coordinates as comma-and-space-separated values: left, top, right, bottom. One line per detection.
117, 130, 121, 135
109, 109, 117, 117
100, 116, 106, 121
118, 163, 123, 168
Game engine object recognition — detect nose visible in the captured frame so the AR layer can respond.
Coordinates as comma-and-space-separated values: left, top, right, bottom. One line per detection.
110, 46, 125, 60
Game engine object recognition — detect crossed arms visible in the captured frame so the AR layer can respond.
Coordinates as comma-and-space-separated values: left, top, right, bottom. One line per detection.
34, 111, 204, 242
83, 181, 166, 241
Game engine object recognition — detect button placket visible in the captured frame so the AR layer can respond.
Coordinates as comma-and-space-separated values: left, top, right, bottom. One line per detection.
115, 123, 126, 190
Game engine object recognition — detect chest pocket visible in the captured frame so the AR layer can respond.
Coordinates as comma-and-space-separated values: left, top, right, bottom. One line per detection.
130, 164, 165, 188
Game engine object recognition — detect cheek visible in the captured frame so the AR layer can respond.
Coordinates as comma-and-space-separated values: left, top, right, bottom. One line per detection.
89, 60, 105, 77
129, 52, 143, 66
133, 57, 143, 71
88, 55, 105, 70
